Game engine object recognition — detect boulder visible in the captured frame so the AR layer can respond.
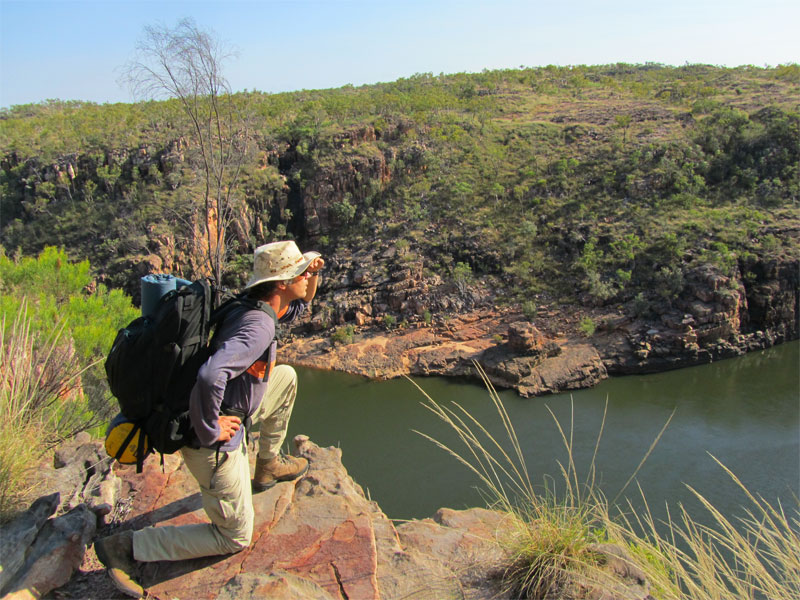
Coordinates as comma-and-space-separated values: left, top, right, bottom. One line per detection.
1, 504, 96, 599
0, 494, 60, 592
507, 321, 547, 354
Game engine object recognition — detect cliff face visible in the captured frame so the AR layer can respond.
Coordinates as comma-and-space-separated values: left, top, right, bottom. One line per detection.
296, 126, 396, 240
600, 255, 799, 376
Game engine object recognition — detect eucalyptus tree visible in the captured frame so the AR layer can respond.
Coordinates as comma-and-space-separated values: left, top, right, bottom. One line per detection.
122, 18, 251, 292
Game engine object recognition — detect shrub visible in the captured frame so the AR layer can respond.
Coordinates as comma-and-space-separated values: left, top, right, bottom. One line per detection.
0, 246, 139, 419
633, 292, 652, 318
453, 261, 474, 294
653, 266, 685, 302
585, 272, 617, 304
331, 196, 357, 225
579, 316, 596, 337
521, 300, 538, 320
383, 314, 397, 330
330, 324, 355, 345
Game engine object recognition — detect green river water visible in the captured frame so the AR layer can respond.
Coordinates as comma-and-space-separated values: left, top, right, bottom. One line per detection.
286, 340, 799, 523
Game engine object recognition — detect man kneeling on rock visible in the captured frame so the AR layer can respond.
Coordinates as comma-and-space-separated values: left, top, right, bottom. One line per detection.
95, 241, 324, 597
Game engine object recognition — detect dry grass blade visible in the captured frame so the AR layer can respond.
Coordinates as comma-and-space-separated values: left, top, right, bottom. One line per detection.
610, 408, 674, 506
409, 364, 619, 598
0, 301, 95, 521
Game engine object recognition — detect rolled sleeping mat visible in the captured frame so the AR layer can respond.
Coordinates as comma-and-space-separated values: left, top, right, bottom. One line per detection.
140, 273, 178, 317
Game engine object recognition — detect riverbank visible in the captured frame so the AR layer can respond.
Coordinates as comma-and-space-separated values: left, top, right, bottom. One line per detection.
282, 260, 798, 397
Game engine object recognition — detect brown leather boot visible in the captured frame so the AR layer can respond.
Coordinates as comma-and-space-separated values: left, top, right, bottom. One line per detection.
252, 454, 309, 492
94, 530, 144, 598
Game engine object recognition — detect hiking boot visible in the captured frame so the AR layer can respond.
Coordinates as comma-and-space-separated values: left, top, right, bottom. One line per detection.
94, 530, 144, 598
253, 454, 309, 492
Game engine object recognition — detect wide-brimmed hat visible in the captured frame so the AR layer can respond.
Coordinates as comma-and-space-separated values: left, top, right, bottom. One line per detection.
243, 241, 321, 289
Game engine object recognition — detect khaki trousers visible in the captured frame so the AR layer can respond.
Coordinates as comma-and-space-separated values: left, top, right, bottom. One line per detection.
132, 365, 298, 562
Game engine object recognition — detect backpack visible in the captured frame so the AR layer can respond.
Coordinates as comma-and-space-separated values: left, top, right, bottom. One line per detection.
104, 279, 277, 471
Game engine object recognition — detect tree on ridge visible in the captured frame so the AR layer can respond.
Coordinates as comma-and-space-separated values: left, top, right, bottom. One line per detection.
121, 18, 251, 294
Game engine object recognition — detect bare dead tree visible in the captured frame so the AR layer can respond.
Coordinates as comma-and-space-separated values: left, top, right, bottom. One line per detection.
121, 18, 250, 293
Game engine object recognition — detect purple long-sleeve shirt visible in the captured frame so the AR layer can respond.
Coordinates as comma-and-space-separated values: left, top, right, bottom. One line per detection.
189, 299, 306, 451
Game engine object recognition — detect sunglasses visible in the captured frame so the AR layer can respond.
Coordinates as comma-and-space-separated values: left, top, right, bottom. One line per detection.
291, 270, 314, 282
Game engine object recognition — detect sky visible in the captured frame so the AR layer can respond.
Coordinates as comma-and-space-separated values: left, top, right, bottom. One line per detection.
1, 0, 798, 108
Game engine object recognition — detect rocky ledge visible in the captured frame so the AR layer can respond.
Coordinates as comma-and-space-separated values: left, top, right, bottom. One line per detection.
3, 435, 652, 600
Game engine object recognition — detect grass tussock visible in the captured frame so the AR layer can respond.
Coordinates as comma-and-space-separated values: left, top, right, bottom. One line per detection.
0, 301, 97, 522
411, 362, 800, 600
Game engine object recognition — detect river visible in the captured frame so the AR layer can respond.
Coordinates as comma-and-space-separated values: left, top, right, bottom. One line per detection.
287, 340, 799, 524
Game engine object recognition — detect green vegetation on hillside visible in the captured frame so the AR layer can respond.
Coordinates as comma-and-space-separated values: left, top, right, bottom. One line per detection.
0, 246, 138, 424
0, 247, 138, 520
0, 246, 138, 382
1, 64, 798, 308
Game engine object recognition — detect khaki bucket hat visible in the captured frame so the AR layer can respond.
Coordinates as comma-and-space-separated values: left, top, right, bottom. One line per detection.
243, 241, 321, 289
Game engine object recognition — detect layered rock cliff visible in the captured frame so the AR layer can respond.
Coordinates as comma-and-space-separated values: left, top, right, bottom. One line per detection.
278, 242, 798, 397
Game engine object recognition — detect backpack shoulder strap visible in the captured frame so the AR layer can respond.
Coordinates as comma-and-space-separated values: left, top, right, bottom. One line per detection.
249, 299, 278, 325
210, 294, 278, 329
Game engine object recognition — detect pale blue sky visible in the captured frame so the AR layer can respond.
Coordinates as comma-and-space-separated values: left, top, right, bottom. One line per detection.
1, 0, 798, 108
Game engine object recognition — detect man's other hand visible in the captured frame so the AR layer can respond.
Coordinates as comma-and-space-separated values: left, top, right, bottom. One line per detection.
217, 415, 241, 442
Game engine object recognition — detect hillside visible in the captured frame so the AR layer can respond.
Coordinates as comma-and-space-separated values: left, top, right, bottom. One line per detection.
1, 63, 798, 391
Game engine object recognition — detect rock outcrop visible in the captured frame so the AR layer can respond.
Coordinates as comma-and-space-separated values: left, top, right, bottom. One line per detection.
0, 493, 96, 600
8, 436, 509, 600
0, 433, 123, 600
42, 433, 120, 524
4, 437, 656, 600
113, 434, 509, 600
601, 260, 799, 375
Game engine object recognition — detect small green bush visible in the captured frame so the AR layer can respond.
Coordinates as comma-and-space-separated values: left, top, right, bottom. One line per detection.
521, 300, 538, 320
632, 292, 651, 318
0, 246, 139, 420
579, 316, 596, 337
330, 324, 355, 345
453, 262, 474, 296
